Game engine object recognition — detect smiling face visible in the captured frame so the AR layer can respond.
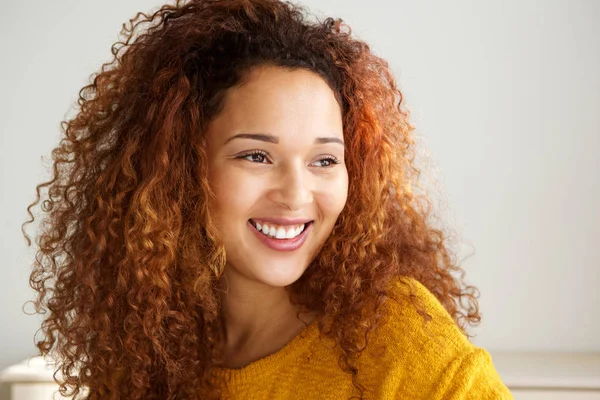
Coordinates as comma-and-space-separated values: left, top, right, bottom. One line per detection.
205, 65, 348, 290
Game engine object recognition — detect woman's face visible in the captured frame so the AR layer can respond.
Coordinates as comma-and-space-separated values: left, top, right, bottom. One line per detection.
205, 65, 348, 289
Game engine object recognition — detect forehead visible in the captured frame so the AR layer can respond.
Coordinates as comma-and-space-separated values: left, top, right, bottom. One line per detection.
207, 66, 343, 143
225, 66, 338, 106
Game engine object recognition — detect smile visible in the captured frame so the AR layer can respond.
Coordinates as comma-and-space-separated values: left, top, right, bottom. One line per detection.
249, 219, 307, 239
248, 219, 313, 252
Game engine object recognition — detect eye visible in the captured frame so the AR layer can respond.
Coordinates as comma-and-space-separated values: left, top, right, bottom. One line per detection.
312, 156, 341, 168
236, 150, 269, 163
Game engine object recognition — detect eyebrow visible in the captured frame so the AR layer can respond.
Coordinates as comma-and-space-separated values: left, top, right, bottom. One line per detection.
223, 133, 345, 147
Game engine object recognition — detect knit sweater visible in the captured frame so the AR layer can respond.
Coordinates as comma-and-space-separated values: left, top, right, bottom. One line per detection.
212, 277, 513, 399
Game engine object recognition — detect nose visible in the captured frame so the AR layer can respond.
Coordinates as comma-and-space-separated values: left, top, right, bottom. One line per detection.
268, 160, 314, 211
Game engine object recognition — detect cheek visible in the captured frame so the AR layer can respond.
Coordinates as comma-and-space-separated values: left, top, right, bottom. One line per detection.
321, 174, 349, 217
210, 168, 259, 219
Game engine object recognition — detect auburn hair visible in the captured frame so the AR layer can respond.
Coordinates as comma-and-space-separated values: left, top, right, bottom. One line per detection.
22, 0, 481, 398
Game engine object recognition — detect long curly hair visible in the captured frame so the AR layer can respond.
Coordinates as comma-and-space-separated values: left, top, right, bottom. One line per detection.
21, 0, 481, 398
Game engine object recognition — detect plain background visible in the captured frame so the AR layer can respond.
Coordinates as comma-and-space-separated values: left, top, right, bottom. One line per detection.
1, 0, 598, 372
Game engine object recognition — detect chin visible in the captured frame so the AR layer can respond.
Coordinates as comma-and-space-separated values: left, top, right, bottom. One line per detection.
252, 262, 308, 289
255, 269, 304, 288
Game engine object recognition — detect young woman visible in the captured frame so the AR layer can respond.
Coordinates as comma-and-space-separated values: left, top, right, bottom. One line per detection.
22, 0, 513, 398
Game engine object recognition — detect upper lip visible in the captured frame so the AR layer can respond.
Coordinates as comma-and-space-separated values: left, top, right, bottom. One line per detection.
249, 217, 313, 225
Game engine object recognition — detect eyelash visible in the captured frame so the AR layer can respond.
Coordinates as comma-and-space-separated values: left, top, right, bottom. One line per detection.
236, 150, 341, 167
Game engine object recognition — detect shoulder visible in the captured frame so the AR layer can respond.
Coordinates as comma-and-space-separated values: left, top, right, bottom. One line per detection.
359, 276, 512, 399
378, 276, 472, 355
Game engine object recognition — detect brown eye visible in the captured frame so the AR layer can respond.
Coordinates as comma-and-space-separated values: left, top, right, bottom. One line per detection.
312, 156, 340, 168
237, 150, 269, 163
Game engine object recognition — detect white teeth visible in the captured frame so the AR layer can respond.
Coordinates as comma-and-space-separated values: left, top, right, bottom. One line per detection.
285, 228, 297, 239
251, 220, 307, 240
275, 227, 287, 239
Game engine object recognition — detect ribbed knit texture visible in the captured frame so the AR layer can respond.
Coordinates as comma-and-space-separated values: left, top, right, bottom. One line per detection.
212, 277, 513, 399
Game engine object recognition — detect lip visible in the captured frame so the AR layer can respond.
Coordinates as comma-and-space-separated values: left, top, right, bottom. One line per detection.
249, 217, 313, 225
248, 220, 313, 252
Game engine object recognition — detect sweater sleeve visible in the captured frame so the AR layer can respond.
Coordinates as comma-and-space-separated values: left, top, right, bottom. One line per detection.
428, 347, 514, 400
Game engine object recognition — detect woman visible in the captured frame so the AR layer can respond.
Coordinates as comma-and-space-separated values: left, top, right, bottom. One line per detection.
22, 0, 512, 398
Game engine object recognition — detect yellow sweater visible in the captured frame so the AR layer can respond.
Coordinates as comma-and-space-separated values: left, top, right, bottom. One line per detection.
213, 277, 513, 399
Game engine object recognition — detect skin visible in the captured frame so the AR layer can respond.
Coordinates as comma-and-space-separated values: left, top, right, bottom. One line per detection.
205, 65, 348, 368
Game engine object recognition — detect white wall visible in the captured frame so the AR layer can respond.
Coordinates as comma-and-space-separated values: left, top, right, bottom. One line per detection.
1, 0, 598, 371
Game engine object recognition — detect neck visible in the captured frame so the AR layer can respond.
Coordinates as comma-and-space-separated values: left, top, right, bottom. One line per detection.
216, 272, 317, 368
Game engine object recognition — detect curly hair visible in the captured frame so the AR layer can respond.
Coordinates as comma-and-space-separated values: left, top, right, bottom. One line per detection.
21, 0, 481, 398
